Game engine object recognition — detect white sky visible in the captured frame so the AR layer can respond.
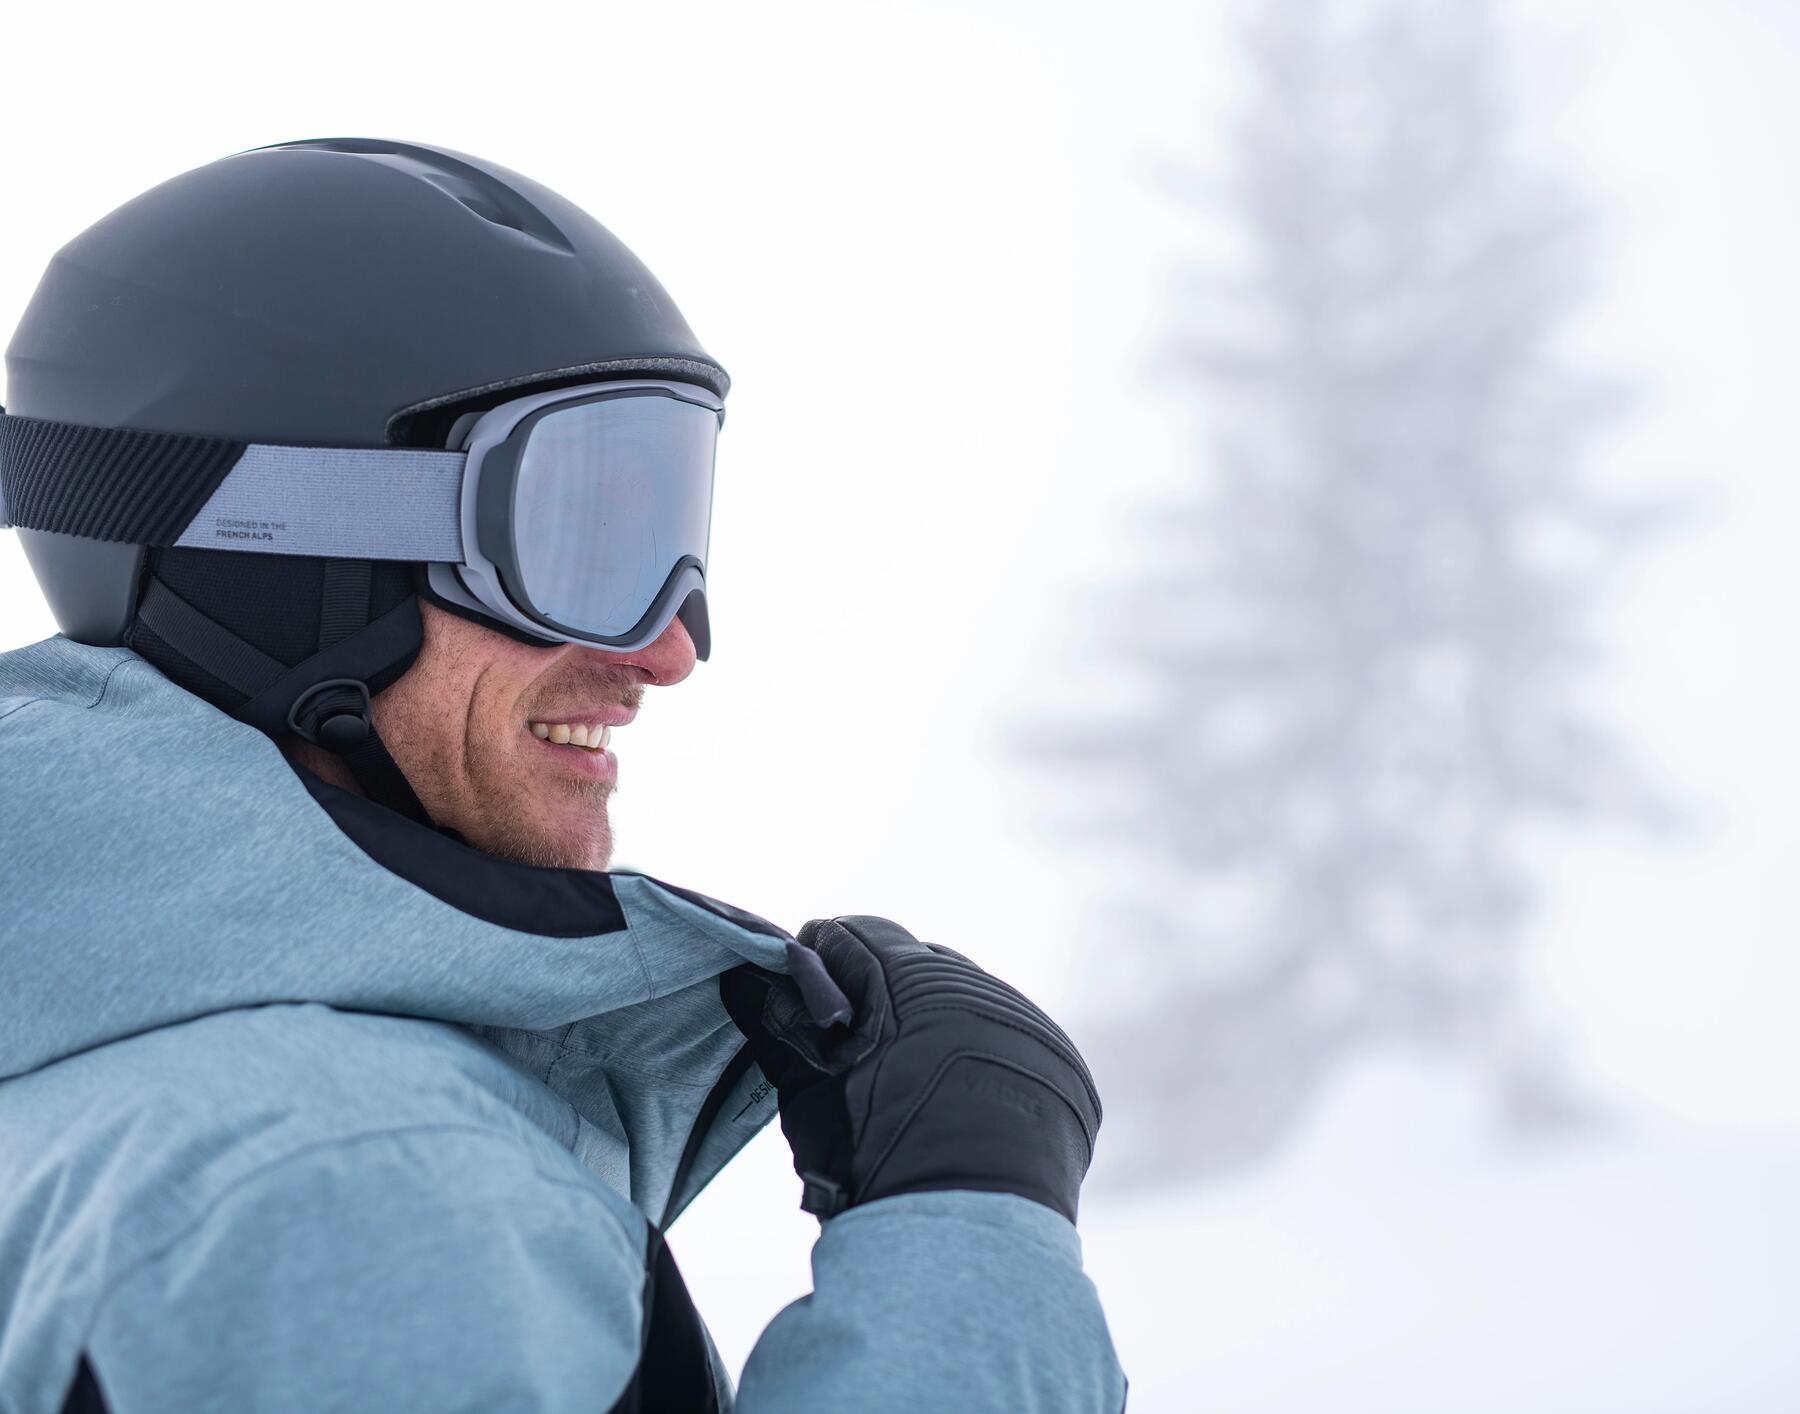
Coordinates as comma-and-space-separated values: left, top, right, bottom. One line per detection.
2, 4, 1798, 1400
4, 0, 1788, 1121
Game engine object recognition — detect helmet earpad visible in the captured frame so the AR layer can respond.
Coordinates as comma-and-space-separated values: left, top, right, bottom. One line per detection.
129, 546, 419, 714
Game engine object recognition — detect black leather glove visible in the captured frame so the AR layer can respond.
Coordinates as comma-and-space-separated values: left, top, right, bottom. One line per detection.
719, 915, 1101, 1224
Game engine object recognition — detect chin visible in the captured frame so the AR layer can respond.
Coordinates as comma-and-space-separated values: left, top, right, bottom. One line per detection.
467, 804, 614, 873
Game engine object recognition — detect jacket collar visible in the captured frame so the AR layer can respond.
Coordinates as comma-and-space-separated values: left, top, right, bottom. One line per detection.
0, 635, 788, 1220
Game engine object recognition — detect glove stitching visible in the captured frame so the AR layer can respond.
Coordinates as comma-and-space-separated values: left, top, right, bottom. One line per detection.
888, 969, 1085, 1052
894, 983, 1082, 1051
899, 1002, 1102, 1119
901, 995, 1088, 1063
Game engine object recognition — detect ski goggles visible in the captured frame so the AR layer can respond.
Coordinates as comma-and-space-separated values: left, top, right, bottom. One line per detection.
1, 378, 724, 658
421, 379, 723, 657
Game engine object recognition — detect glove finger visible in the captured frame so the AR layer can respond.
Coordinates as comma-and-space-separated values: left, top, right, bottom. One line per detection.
796, 918, 893, 1019
718, 963, 827, 1091
790, 918, 894, 1068
785, 939, 854, 1028
829, 914, 934, 964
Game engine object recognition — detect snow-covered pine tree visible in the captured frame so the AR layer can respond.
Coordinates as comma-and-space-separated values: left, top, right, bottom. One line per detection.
1019, 0, 1692, 1185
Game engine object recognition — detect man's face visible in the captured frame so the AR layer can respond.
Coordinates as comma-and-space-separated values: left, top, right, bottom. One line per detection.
363, 598, 697, 871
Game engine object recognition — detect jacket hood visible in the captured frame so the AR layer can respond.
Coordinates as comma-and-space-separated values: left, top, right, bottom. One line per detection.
0, 634, 790, 1219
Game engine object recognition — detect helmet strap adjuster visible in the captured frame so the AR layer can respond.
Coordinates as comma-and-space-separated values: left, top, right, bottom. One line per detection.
288, 679, 374, 752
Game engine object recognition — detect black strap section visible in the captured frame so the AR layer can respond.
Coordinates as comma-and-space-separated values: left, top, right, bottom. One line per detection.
338, 727, 431, 824
608, 1225, 721, 1414
133, 575, 431, 823
318, 559, 373, 650
304, 561, 429, 822
135, 576, 289, 696
0, 412, 245, 544
234, 596, 422, 737
60, 1356, 109, 1414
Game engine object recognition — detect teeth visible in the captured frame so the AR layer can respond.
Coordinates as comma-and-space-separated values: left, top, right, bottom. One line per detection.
529, 721, 615, 751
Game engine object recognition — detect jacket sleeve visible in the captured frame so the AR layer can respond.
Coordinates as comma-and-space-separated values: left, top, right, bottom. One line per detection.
733, 1189, 1127, 1413
83, 1125, 653, 1414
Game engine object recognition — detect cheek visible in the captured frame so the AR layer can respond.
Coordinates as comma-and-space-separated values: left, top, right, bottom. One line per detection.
469, 688, 556, 800
467, 704, 525, 781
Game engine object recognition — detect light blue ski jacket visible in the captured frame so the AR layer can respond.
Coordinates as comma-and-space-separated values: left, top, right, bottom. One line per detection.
0, 635, 1124, 1413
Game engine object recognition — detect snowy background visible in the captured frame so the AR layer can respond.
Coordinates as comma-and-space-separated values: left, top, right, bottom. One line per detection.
3, 1, 1797, 1408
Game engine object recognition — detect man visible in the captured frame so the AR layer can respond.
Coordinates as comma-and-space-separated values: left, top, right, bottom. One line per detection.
0, 139, 1125, 1412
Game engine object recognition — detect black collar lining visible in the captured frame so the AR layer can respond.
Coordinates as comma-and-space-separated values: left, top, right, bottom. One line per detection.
291, 765, 628, 938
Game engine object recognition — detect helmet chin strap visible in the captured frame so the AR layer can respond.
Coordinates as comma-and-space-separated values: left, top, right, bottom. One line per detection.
285, 561, 431, 822
127, 563, 433, 825
285, 679, 431, 823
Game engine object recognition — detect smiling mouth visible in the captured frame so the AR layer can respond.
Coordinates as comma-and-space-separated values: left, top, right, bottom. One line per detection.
528, 720, 612, 752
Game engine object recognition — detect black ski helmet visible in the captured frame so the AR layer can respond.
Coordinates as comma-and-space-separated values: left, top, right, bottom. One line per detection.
1, 137, 729, 821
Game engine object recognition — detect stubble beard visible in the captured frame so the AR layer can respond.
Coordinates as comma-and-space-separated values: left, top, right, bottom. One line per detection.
477, 775, 617, 872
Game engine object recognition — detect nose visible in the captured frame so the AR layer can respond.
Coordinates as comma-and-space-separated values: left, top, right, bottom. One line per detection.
583, 611, 697, 686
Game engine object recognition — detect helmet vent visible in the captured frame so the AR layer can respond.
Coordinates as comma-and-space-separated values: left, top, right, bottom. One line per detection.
272, 138, 576, 253
419, 169, 573, 251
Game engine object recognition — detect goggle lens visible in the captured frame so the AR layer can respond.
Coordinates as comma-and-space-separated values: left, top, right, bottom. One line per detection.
510, 391, 718, 639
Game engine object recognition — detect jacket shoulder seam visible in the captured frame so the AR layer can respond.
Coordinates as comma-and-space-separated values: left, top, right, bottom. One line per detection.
0, 653, 149, 727
77, 1120, 643, 1361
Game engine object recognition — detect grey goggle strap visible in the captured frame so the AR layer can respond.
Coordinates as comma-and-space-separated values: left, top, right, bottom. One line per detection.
169, 442, 468, 560
0, 408, 464, 559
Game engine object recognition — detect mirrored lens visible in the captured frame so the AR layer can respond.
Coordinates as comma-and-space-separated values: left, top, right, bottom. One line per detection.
511, 392, 717, 637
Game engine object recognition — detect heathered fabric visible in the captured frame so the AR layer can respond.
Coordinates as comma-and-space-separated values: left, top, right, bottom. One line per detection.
0, 635, 1125, 1412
